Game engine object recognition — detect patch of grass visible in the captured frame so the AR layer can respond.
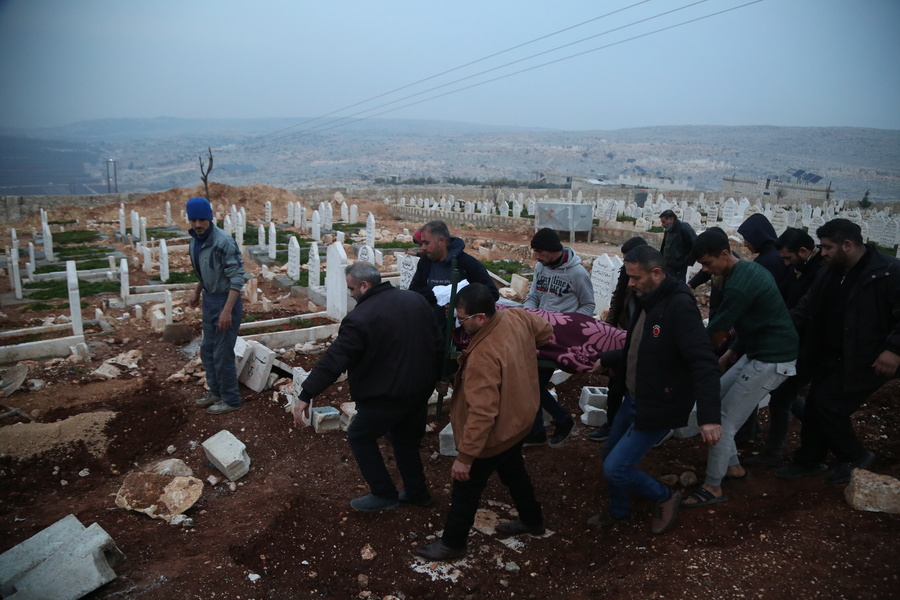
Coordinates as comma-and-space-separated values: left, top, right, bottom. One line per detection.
53, 230, 101, 244
648, 226, 665, 233
21, 302, 58, 312
375, 241, 418, 249
481, 260, 528, 283
294, 271, 309, 287
55, 245, 115, 260
616, 215, 637, 223
24, 279, 120, 300
330, 222, 362, 233
33, 259, 110, 274
288, 317, 315, 329
244, 314, 259, 323
145, 227, 186, 239
166, 271, 198, 284
48, 219, 77, 225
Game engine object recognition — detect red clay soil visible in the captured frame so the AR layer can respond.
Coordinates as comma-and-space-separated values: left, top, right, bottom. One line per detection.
0, 185, 897, 599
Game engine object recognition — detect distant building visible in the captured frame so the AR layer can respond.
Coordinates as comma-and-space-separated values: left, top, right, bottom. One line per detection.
721, 175, 834, 203
614, 174, 694, 191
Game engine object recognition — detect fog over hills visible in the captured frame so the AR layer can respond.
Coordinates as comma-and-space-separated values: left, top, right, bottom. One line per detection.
1, 118, 898, 202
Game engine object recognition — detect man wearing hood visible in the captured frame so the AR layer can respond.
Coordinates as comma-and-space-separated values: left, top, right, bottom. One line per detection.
409, 220, 499, 331
737, 213, 791, 297
187, 196, 248, 415
659, 209, 697, 282
521, 227, 594, 447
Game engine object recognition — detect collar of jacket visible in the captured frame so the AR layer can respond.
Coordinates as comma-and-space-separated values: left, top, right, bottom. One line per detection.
356, 281, 394, 305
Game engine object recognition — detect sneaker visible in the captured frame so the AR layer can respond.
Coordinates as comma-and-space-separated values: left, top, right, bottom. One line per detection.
586, 424, 610, 442
399, 491, 434, 507
195, 393, 220, 407
206, 401, 240, 414
349, 493, 400, 512
826, 450, 875, 485
744, 453, 784, 468
495, 519, 545, 537
651, 489, 682, 535
653, 429, 674, 448
548, 419, 575, 448
775, 462, 828, 479
415, 540, 466, 561
522, 431, 547, 447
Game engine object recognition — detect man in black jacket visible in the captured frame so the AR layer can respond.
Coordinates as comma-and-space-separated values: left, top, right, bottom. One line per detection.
294, 262, 443, 511
659, 209, 697, 282
588, 246, 721, 534
777, 219, 900, 484
409, 220, 499, 332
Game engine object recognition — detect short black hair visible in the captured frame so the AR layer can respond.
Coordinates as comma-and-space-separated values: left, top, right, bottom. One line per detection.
776, 228, 816, 253
624, 245, 664, 271
621, 236, 648, 255
692, 229, 731, 261
455, 283, 496, 317
659, 209, 676, 220
422, 220, 450, 240
817, 218, 864, 246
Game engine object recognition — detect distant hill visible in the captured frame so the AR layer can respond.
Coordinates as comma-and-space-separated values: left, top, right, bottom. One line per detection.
1, 118, 897, 202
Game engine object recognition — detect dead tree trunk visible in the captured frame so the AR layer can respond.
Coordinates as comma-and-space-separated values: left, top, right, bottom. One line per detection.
199, 147, 214, 200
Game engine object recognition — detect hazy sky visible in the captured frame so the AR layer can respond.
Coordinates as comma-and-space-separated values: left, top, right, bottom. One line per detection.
1, 0, 898, 131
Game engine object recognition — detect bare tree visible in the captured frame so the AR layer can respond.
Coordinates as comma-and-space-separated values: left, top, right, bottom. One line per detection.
199, 147, 214, 199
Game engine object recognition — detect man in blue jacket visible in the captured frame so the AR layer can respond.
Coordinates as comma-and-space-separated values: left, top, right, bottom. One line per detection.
294, 262, 443, 512
589, 246, 721, 534
187, 196, 247, 415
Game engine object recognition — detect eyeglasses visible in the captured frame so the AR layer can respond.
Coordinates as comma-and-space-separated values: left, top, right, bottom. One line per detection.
457, 313, 483, 324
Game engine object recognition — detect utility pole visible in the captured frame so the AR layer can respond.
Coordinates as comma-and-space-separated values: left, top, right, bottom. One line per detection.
107, 159, 118, 193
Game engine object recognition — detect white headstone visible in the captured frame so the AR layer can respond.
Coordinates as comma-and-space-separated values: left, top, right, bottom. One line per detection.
159, 239, 170, 283
268, 223, 277, 260
308, 242, 321, 288
325, 242, 348, 320
398, 254, 419, 290
311, 210, 321, 241
590, 254, 617, 314
287, 236, 301, 280
357, 245, 374, 264
350, 204, 358, 224
265, 201, 272, 224
119, 205, 127, 237
165, 201, 172, 226
66, 261, 83, 336
287, 202, 294, 224
365, 213, 376, 248
120, 259, 129, 300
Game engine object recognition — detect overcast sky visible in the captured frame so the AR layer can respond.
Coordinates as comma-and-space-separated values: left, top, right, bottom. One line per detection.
1, 0, 898, 131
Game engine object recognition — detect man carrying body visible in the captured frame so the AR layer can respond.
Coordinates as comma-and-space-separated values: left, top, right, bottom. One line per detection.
415, 284, 552, 561
745, 228, 824, 467
409, 220, 499, 331
588, 246, 721, 534
777, 219, 900, 484
659, 209, 697, 282
294, 262, 442, 511
522, 227, 594, 447
682, 229, 798, 507
188, 196, 248, 415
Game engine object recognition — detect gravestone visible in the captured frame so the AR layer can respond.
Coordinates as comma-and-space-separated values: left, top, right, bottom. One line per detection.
311, 210, 321, 241
590, 254, 617, 314
119, 205, 127, 237
350, 204, 358, 224
287, 236, 301, 280
165, 202, 172, 226
159, 240, 169, 283
257, 225, 265, 247
357, 245, 374, 264
325, 243, 349, 321
365, 213, 375, 248
268, 223, 277, 260
340, 202, 349, 222
287, 202, 294, 224
308, 242, 321, 287
120, 259, 129, 301
398, 254, 419, 290
265, 201, 272, 224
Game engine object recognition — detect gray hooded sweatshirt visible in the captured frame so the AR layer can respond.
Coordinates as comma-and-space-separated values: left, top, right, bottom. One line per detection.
523, 247, 596, 315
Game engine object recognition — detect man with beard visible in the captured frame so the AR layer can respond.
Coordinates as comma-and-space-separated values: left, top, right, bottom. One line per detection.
659, 209, 697, 282
777, 219, 900, 484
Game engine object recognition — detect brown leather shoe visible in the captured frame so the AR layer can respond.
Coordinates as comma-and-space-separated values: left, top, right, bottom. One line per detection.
414, 540, 467, 561
495, 519, 545, 537
651, 489, 681, 535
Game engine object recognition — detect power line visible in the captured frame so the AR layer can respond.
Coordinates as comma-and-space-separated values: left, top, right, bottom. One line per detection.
309, 0, 763, 135
258, 0, 656, 139
290, 0, 716, 138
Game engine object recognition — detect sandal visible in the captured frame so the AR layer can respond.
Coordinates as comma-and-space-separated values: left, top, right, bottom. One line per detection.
681, 487, 729, 507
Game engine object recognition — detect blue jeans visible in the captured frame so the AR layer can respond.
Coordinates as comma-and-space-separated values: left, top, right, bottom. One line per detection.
602, 395, 671, 519
201, 292, 242, 407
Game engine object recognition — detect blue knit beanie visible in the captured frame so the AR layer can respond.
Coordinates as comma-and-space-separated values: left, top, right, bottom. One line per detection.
186, 197, 213, 221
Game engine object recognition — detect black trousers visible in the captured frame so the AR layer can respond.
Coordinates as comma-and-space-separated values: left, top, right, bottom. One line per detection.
441, 441, 542, 549
794, 369, 875, 465
346, 399, 429, 501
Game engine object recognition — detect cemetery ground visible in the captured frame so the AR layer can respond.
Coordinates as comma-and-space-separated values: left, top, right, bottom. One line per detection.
0, 186, 898, 599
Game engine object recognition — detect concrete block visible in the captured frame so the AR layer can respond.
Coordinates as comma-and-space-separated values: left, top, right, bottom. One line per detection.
674, 409, 700, 439
202, 429, 251, 481
312, 406, 340, 433
234, 337, 251, 376
239, 341, 275, 392
550, 369, 571, 386
150, 307, 167, 332
439, 422, 458, 457
339, 401, 357, 431
580, 406, 608, 427
0, 514, 125, 600
579, 386, 608, 410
